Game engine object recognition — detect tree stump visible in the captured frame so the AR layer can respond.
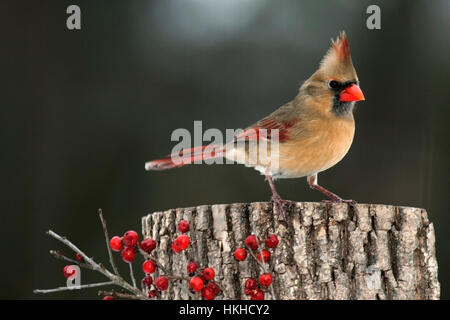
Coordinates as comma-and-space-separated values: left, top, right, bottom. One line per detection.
141, 202, 440, 300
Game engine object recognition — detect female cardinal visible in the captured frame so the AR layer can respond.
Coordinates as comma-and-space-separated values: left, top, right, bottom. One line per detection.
145, 32, 364, 217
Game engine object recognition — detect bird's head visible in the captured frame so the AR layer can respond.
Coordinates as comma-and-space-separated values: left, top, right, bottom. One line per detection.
300, 31, 365, 117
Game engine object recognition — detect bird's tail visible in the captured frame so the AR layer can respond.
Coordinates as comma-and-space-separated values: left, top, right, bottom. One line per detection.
145, 145, 224, 171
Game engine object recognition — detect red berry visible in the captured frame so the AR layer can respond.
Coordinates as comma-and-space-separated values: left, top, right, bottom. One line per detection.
174, 235, 190, 250
257, 250, 270, 263
202, 268, 215, 281
245, 278, 258, 291
265, 234, 279, 248
245, 288, 255, 296
234, 248, 247, 261
123, 230, 139, 247
75, 253, 84, 262
142, 275, 153, 286
175, 234, 191, 250
207, 282, 220, 295
103, 295, 115, 300
154, 276, 169, 291
178, 220, 190, 233
189, 276, 204, 292
172, 242, 182, 253
142, 260, 156, 274
148, 290, 157, 298
121, 247, 136, 263
201, 287, 216, 300
187, 262, 197, 275
109, 236, 123, 252
259, 273, 273, 286
63, 265, 76, 278
140, 238, 156, 253
251, 289, 265, 300
245, 235, 258, 250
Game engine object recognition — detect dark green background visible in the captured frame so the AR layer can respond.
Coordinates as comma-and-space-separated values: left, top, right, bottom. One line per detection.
2, 0, 449, 299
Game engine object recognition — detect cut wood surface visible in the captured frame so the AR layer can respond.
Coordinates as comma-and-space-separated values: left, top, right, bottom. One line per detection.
141, 202, 440, 300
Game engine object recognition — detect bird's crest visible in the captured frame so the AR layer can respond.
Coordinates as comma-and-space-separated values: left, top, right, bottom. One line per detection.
331, 31, 351, 61
319, 31, 356, 79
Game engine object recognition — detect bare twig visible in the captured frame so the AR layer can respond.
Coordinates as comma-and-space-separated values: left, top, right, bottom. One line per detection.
34, 281, 115, 294
129, 263, 137, 288
49, 250, 95, 270
98, 290, 146, 300
257, 238, 277, 300
167, 275, 190, 282
177, 278, 196, 300
40, 229, 145, 298
138, 248, 151, 260
247, 237, 277, 300
245, 244, 266, 270
98, 209, 119, 275
139, 248, 170, 275
37, 211, 221, 300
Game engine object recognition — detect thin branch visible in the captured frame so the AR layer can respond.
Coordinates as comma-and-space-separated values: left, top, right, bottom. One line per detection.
246, 238, 277, 300
129, 263, 137, 288
245, 244, 266, 270
255, 237, 277, 300
98, 290, 146, 300
98, 209, 119, 275
168, 275, 190, 282
177, 278, 196, 300
151, 257, 169, 274
139, 248, 208, 298
49, 250, 95, 270
139, 248, 170, 275
44, 229, 145, 298
185, 250, 194, 265
138, 248, 151, 260
256, 244, 268, 272
34, 281, 114, 294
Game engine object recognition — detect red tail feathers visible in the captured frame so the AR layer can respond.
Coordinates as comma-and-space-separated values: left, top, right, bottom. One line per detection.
145, 145, 223, 171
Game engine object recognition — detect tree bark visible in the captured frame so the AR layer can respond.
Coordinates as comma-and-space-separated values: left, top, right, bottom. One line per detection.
141, 202, 439, 300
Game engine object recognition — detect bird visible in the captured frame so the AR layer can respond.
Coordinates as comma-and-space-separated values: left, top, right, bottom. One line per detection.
145, 31, 365, 218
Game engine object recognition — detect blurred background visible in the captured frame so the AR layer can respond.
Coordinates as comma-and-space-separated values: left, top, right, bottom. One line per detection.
1, 0, 449, 299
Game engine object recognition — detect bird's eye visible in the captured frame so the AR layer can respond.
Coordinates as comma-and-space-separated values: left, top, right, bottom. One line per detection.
328, 80, 339, 89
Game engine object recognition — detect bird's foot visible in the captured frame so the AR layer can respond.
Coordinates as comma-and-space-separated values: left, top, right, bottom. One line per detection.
271, 193, 287, 220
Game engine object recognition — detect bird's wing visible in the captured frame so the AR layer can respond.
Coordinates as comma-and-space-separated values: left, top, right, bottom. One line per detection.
234, 102, 299, 143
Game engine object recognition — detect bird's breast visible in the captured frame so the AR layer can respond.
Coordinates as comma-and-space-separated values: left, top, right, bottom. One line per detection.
277, 116, 355, 178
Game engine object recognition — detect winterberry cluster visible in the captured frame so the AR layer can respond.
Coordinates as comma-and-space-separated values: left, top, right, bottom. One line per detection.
109, 230, 141, 263
233, 233, 279, 300
93, 220, 221, 299
49, 210, 280, 300
244, 278, 264, 300
107, 229, 170, 298
172, 220, 221, 300
60, 219, 223, 300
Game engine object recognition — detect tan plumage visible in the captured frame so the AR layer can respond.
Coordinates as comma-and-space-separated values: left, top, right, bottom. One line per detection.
230, 32, 361, 179
145, 31, 365, 217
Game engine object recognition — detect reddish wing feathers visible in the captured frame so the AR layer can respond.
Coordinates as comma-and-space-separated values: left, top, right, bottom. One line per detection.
235, 117, 298, 143
146, 116, 299, 171
145, 145, 223, 171
146, 116, 298, 171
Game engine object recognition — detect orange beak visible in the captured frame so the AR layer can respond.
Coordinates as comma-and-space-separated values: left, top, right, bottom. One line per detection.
339, 84, 365, 102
